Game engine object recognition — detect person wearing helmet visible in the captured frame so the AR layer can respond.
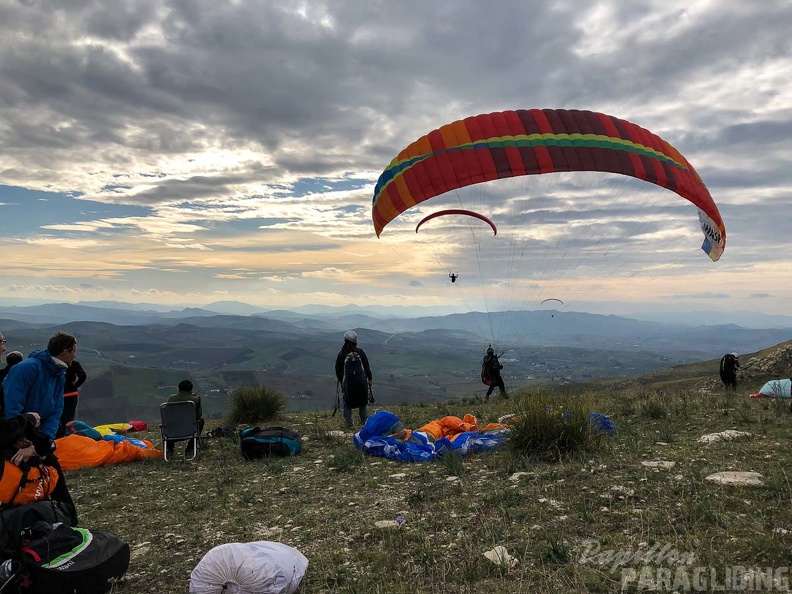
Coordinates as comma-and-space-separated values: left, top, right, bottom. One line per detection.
335, 330, 373, 429
481, 345, 506, 400
719, 352, 740, 390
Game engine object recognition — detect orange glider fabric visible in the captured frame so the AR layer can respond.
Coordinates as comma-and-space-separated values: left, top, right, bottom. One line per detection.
0, 460, 60, 506
55, 435, 161, 471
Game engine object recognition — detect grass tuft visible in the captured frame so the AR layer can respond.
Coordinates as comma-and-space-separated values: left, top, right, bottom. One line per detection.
507, 393, 602, 462
226, 383, 286, 425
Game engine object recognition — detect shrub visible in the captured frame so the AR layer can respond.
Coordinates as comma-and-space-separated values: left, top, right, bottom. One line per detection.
640, 400, 667, 420
508, 394, 602, 462
226, 384, 285, 425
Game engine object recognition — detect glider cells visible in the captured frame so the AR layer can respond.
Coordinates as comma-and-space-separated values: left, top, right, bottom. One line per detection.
371, 108, 726, 348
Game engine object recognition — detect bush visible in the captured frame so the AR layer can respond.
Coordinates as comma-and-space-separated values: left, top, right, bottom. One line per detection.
508, 394, 602, 462
640, 400, 667, 420
226, 384, 285, 425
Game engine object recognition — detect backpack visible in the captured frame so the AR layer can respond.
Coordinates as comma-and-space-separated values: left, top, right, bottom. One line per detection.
0, 500, 77, 559
240, 427, 303, 459
343, 351, 368, 408
11, 521, 130, 594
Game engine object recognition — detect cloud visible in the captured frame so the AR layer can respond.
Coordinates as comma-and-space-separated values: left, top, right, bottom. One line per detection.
0, 1, 790, 314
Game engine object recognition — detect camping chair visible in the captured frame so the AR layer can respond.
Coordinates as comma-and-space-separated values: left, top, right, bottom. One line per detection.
160, 401, 199, 461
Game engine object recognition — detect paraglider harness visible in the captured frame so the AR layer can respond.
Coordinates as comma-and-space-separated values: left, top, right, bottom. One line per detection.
333, 382, 374, 417
481, 349, 504, 386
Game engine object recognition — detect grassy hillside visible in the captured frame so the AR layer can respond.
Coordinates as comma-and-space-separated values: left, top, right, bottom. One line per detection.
4, 318, 709, 425
61, 345, 792, 593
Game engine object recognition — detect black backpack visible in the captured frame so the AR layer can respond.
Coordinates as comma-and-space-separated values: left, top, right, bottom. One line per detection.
240, 427, 303, 459
8, 521, 129, 594
0, 500, 78, 559
342, 351, 368, 408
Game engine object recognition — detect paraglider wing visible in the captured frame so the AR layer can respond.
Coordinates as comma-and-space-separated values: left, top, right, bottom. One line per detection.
415, 209, 497, 235
371, 109, 725, 261
540, 298, 564, 306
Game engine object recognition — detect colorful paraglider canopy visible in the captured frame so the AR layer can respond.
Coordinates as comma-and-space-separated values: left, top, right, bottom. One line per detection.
415, 209, 497, 235
372, 108, 725, 261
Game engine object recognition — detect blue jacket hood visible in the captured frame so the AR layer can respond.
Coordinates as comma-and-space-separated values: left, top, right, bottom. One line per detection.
29, 349, 66, 377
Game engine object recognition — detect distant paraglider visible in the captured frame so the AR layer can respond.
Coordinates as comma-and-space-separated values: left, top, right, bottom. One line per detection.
540, 298, 564, 306
416, 209, 497, 236
449, 273, 458, 283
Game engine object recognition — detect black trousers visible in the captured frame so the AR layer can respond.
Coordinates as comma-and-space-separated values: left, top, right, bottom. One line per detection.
56, 396, 79, 438
486, 376, 506, 398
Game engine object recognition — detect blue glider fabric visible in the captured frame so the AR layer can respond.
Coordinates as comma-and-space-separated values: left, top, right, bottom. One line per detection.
354, 410, 508, 462
102, 433, 153, 448
756, 379, 792, 398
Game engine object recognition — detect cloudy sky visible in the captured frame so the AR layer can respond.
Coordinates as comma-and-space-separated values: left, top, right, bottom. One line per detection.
0, 0, 790, 318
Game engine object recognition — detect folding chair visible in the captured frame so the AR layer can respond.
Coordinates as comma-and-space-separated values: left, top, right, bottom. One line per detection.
160, 401, 199, 461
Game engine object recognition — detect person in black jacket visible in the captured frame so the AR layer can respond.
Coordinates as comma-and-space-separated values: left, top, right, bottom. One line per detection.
57, 360, 87, 438
0, 350, 23, 416
0, 351, 23, 384
719, 352, 740, 390
334, 330, 373, 429
0, 411, 77, 515
482, 346, 507, 400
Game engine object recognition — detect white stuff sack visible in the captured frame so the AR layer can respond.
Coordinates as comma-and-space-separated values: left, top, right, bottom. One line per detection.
189, 541, 308, 594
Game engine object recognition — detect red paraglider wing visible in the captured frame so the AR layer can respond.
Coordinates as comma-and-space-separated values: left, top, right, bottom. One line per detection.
415, 209, 497, 235
371, 108, 725, 261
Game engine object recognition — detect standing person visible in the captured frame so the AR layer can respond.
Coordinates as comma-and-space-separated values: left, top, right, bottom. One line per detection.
334, 330, 373, 430
481, 346, 507, 400
719, 352, 740, 390
0, 351, 23, 384
0, 330, 6, 414
166, 379, 204, 456
2, 332, 77, 443
0, 350, 23, 415
57, 359, 87, 438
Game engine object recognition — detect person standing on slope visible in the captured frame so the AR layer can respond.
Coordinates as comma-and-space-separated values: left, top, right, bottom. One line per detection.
57, 359, 87, 438
481, 346, 507, 400
719, 352, 740, 390
335, 330, 373, 430
2, 332, 78, 448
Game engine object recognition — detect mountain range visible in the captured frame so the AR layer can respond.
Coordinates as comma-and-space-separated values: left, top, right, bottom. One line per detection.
0, 300, 790, 425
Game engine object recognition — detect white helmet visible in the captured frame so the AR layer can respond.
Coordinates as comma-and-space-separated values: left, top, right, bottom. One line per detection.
344, 330, 358, 344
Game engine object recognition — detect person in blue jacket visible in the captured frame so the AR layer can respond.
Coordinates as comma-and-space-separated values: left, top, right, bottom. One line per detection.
2, 332, 78, 460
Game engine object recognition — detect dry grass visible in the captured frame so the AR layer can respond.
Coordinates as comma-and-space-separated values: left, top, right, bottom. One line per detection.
67, 386, 792, 593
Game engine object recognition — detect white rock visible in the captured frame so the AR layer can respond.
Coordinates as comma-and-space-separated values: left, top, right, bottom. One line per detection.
641, 460, 676, 470
705, 471, 764, 486
374, 520, 400, 529
698, 430, 752, 444
483, 545, 519, 568
389, 473, 407, 480
509, 472, 532, 481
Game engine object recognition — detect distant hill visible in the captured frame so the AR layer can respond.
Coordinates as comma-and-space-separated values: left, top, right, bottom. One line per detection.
2, 301, 788, 358
1, 304, 790, 425
604, 339, 792, 395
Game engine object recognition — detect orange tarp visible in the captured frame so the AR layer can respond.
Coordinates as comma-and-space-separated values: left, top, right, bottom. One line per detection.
54, 434, 162, 470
